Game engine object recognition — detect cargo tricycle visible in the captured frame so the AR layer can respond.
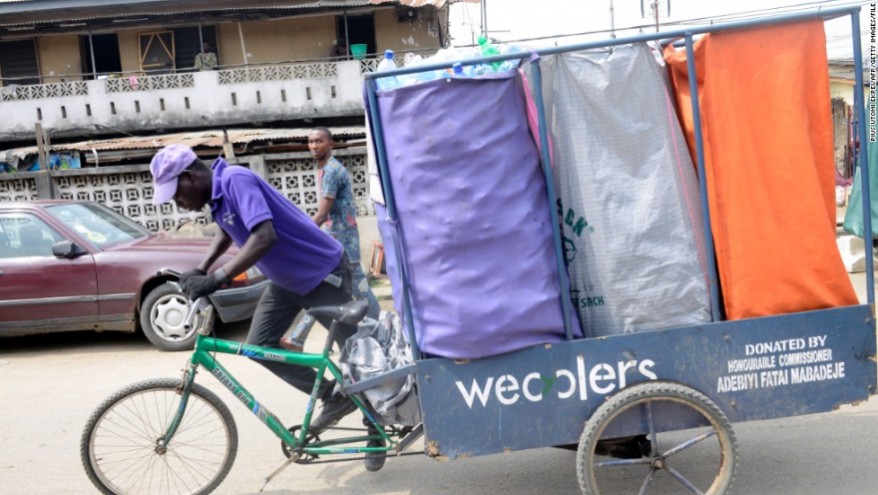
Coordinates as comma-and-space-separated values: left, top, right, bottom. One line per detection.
81, 6, 876, 495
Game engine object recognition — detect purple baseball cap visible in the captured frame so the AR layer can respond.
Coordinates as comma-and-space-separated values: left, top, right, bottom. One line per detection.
150, 144, 198, 205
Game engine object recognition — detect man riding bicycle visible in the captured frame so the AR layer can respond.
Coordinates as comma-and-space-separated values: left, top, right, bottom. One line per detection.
149, 144, 358, 433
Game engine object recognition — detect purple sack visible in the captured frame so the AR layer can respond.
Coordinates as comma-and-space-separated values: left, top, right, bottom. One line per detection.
370, 72, 578, 359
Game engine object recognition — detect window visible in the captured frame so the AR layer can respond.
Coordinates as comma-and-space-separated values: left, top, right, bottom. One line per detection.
80, 33, 122, 79
0, 214, 61, 258
0, 39, 39, 86
45, 202, 149, 248
139, 31, 175, 74
336, 14, 376, 59
173, 26, 218, 71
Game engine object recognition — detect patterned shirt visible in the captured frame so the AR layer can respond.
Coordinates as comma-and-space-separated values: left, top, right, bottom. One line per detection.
319, 156, 359, 256
194, 52, 218, 70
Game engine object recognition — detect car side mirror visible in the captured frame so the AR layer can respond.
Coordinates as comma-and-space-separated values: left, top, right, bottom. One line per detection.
52, 240, 88, 259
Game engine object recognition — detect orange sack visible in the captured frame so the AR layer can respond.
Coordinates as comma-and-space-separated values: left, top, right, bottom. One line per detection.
663, 20, 858, 320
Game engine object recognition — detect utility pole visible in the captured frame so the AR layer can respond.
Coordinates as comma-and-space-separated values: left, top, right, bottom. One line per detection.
609, 0, 616, 38
222, 129, 236, 163
35, 123, 49, 170
480, 0, 488, 39
641, 0, 671, 33
654, 0, 660, 32
34, 122, 55, 198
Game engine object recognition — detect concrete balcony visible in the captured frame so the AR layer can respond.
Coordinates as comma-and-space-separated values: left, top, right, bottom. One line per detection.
0, 59, 381, 142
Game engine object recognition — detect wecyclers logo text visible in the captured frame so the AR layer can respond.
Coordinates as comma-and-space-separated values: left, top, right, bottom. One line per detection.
455, 356, 657, 408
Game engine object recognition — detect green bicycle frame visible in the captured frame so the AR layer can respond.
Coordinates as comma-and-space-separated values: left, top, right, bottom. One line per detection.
160, 329, 391, 457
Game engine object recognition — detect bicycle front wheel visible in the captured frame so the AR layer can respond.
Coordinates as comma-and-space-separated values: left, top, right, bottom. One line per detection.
81, 378, 238, 495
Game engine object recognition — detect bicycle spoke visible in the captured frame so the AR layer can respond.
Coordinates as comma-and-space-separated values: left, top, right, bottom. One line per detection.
595, 457, 652, 468
662, 429, 717, 458
161, 453, 201, 495
666, 465, 705, 495
638, 467, 658, 495
646, 400, 657, 456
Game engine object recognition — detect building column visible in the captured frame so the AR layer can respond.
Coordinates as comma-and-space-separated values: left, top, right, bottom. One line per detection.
248, 154, 267, 180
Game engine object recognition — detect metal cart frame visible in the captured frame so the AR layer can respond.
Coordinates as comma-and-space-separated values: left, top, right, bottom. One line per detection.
362, 6, 877, 494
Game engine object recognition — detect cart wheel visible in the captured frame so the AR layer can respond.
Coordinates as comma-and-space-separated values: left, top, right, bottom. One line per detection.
577, 381, 737, 495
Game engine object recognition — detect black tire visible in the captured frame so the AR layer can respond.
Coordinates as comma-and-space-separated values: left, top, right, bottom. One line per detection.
140, 282, 198, 351
577, 381, 737, 495
81, 379, 238, 495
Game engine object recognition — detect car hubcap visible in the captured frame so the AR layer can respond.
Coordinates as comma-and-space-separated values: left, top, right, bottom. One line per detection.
152, 294, 192, 340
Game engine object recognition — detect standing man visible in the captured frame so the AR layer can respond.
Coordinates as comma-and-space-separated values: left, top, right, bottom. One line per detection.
282, 127, 381, 352
149, 144, 358, 433
194, 42, 218, 70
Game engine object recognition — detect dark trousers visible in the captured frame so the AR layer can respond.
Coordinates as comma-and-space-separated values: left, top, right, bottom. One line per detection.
246, 258, 355, 400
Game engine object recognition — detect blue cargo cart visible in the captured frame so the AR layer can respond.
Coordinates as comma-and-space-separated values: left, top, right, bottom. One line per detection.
361, 6, 877, 494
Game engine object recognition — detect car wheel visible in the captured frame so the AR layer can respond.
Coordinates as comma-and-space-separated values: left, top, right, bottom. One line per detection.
140, 282, 198, 352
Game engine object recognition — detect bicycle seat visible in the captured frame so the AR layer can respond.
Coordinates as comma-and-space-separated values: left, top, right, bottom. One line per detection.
308, 300, 369, 325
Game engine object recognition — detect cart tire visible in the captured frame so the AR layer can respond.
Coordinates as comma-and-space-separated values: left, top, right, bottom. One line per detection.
81, 378, 238, 495
576, 381, 737, 495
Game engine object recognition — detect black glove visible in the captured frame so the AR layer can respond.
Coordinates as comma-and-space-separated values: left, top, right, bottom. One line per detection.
182, 275, 222, 301
179, 268, 206, 286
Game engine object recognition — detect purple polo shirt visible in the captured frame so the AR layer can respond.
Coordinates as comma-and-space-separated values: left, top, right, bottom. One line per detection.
209, 158, 343, 295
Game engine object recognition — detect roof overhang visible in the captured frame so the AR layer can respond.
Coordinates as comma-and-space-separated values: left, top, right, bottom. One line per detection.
0, 126, 367, 166
0, 0, 474, 37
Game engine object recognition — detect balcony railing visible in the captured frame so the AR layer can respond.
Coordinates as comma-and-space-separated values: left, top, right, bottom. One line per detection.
1, 81, 88, 101
106, 73, 195, 93
0, 54, 415, 101
0, 54, 426, 142
218, 62, 339, 84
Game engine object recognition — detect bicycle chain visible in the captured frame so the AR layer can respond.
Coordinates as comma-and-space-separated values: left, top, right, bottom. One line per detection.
293, 425, 423, 465
320, 425, 369, 432
297, 450, 424, 465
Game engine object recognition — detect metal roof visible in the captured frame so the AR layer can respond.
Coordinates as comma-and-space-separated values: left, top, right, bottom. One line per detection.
0, 0, 473, 29
0, 0, 461, 15
828, 59, 866, 82
0, 126, 366, 161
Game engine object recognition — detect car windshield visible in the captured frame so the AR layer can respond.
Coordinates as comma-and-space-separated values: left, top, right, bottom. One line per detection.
45, 202, 150, 248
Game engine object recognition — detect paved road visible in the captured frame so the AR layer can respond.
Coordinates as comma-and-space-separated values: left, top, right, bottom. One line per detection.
2, 275, 877, 495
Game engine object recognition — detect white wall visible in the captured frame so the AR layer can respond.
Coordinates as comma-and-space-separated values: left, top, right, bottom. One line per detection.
0, 61, 366, 141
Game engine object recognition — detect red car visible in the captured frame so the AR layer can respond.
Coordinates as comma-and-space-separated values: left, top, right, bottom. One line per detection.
0, 200, 267, 350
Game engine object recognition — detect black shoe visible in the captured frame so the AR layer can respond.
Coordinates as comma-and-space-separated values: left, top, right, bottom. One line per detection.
364, 424, 386, 472
310, 393, 358, 434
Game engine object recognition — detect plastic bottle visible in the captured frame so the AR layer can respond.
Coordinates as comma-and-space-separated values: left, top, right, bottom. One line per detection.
375, 50, 399, 91
498, 44, 526, 72
452, 62, 464, 77
478, 36, 502, 71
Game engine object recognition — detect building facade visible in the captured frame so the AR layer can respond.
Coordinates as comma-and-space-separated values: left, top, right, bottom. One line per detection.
0, 0, 467, 252
0, 0, 458, 143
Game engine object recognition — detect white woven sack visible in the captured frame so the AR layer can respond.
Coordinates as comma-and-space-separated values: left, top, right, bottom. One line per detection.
538, 43, 711, 336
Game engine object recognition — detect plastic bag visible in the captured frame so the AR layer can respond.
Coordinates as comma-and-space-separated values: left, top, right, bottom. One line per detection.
340, 311, 421, 426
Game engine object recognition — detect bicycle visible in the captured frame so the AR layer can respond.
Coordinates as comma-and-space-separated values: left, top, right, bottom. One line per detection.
80, 272, 423, 495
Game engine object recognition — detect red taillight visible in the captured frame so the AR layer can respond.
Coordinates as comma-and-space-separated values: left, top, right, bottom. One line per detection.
230, 268, 265, 287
